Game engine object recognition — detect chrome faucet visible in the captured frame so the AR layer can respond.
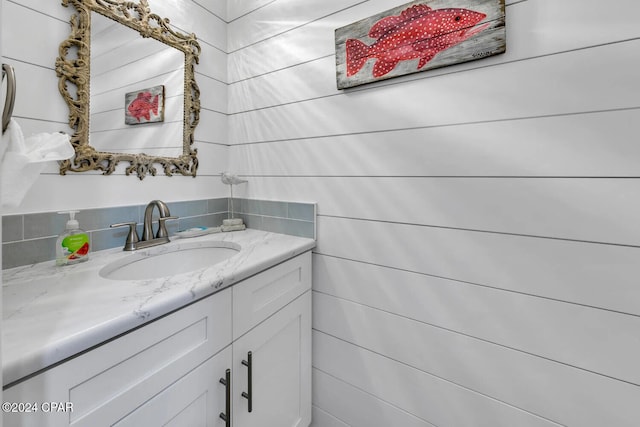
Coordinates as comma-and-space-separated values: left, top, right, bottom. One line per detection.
111, 200, 178, 251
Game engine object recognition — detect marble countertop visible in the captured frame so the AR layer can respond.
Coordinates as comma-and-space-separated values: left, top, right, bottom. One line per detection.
2, 229, 316, 386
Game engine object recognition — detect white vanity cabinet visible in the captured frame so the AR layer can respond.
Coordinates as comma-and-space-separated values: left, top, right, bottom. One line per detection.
3, 251, 312, 427
4, 287, 233, 427
232, 253, 312, 427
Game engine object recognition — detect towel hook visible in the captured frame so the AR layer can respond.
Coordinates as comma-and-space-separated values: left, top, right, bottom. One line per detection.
2, 63, 16, 134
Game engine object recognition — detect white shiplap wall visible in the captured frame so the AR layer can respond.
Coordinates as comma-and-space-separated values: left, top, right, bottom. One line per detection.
227, 0, 640, 426
0, 0, 229, 214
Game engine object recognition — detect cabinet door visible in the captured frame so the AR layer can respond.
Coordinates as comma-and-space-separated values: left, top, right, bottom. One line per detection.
113, 346, 232, 427
233, 291, 311, 427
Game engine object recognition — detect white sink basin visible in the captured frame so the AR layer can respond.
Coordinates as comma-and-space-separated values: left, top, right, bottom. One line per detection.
99, 241, 241, 281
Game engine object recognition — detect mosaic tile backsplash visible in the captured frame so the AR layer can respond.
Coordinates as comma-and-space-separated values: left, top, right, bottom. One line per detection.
2, 198, 316, 269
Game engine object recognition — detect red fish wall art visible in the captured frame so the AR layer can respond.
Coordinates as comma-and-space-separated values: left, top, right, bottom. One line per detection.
124, 85, 165, 125
335, 0, 506, 89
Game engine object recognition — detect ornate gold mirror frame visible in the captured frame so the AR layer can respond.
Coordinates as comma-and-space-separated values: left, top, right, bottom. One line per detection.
56, 0, 201, 179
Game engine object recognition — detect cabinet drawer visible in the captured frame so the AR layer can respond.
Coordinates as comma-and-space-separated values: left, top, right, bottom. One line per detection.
4, 288, 232, 427
233, 252, 311, 339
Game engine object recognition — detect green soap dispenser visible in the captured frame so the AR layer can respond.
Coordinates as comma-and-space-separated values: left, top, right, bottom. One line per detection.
56, 210, 90, 266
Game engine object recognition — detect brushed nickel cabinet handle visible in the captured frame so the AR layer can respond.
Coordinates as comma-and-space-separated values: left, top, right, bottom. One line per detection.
241, 351, 253, 413
219, 369, 231, 427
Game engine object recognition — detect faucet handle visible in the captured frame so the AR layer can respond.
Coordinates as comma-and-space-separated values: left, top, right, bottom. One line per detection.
156, 216, 178, 238
110, 222, 140, 251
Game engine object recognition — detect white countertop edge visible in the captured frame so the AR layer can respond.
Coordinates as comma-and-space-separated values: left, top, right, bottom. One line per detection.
2, 229, 315, 386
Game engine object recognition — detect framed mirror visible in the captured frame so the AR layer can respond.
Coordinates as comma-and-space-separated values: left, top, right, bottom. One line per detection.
56, 0, 201, 179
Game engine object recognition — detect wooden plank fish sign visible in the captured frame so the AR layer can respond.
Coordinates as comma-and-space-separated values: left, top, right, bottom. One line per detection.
335, 0, 506, 89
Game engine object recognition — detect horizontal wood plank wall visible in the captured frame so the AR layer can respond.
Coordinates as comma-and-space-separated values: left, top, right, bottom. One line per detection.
228, 0, 640, 426
0, 0, 229, 214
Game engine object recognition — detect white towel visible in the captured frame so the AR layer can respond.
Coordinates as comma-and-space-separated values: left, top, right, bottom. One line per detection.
1, 119, 74, 208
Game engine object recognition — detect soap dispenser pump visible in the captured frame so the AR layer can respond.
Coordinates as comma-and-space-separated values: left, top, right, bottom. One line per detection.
56, 210, 90, 266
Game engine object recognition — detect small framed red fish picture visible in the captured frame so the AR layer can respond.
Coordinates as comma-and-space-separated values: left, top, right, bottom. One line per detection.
125, 85, 165, 125
335, 0, 505, 89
